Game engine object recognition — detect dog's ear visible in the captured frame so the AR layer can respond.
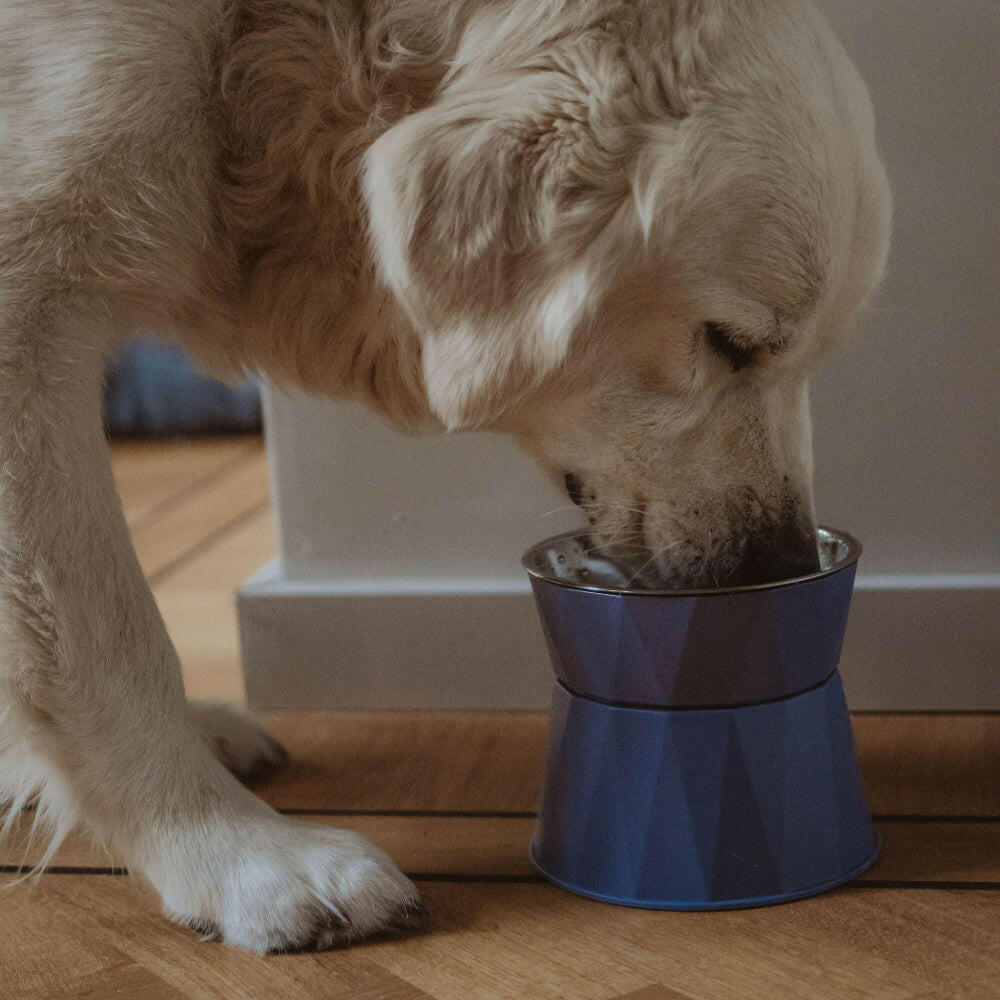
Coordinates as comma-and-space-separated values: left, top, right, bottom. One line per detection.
363, 72, 654, 429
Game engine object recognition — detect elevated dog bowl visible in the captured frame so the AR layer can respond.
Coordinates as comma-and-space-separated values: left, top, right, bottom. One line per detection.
522, 527, 879, 910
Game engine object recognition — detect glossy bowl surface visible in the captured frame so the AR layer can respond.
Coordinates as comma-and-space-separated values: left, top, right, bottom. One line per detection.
523, 526, 859, 707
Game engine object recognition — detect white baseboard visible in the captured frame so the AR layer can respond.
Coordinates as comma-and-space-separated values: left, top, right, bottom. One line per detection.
237, 562, 1000, 711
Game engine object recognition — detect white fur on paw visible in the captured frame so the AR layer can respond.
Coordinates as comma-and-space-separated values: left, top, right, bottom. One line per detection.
152, 815, 425, 952
189, 702, 289, 782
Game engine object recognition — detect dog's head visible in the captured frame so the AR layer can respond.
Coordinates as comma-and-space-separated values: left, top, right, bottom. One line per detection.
362, 2, 891, 587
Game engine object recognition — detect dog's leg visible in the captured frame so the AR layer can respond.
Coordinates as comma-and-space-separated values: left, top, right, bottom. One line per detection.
0, 297, 422, 951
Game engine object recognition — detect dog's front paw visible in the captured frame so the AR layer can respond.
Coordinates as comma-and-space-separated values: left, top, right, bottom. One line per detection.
149, 811, 424, 952
189, 702, 289, 783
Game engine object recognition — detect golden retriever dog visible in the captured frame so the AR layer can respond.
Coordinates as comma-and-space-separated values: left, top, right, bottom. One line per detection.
0, 0, 889, 951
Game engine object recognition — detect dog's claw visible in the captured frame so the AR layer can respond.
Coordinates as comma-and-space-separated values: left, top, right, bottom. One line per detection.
321, 900, 351, 929
182, 917, 222, 942
387, 898, 429, 933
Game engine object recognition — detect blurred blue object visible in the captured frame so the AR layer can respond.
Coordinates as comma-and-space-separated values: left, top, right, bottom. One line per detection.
103, 338, 261, 437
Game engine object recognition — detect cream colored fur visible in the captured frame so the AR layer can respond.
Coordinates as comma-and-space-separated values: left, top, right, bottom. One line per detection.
0, 0, 890, 951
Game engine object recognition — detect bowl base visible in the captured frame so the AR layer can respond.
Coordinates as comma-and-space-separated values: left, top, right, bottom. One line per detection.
531, 671, 880, 910
529, 835, 881, 911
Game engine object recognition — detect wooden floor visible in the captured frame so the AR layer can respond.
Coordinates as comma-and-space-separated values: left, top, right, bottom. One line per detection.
1, 436, 998, 1000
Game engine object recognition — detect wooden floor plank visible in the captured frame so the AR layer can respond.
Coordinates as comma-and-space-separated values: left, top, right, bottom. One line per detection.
34, 964, 188, 1000
25, 876, 434, 1000
154, 507, 275, 702
853, 713, 1000, 816
0, 877, 135, 1000
254, 711, 548, 813
130, 446, 270, 583
3, 876, 996, 1000
375, 884, 1000, 1000
872, 820, 1000, 883
111, 437, 261, 529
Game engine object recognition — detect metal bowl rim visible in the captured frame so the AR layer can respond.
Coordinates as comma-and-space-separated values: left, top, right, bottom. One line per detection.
521, 525, 861, 598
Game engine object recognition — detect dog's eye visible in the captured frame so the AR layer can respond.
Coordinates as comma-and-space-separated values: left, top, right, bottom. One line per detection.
704, 322, 756, 372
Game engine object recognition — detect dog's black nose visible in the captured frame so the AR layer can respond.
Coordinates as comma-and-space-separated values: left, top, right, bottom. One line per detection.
563, 472, 586, 506
734, 517, 821, 586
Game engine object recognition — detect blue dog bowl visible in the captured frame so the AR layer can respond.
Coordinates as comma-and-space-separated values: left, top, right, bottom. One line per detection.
522, 527, 879, 910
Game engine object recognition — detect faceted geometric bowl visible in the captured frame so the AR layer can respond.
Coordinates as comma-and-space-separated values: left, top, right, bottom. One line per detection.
522, 527, 879, 909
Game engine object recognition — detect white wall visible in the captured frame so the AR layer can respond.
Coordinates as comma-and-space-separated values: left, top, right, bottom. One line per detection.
264, 392, 580, 585
239, 0, 999, 711
811, 0, 999, 575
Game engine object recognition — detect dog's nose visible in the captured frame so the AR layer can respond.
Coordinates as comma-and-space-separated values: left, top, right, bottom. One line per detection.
732, 516, 820, 586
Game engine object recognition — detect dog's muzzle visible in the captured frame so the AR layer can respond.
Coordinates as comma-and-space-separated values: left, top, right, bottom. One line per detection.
728, 514, 821, 586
